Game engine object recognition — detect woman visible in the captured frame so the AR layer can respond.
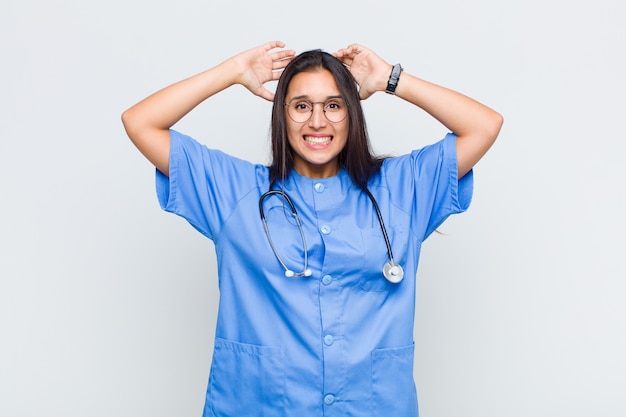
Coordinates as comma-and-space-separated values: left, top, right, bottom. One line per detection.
122, 41, 502, 417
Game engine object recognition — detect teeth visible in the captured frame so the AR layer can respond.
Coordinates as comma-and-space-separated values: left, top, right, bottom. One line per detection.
304, 136, 332, 145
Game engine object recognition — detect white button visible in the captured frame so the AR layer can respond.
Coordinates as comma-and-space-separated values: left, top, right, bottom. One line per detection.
320, 225, 331, 234
324, 335, 334, 346
314, 183, 325, 193
322, 275, 332, 285
324, 394, 335, 405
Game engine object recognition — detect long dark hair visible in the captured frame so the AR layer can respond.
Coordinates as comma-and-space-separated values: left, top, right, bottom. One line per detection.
270, 50, 384, 189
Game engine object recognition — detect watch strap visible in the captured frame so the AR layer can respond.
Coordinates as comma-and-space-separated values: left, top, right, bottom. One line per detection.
385, 63, 403, 95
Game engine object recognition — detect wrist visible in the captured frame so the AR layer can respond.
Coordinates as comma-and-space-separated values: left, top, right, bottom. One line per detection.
385, 63, 403, 95
222, 57, 246, 87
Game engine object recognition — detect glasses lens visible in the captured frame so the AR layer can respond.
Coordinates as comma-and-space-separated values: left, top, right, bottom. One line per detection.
324, 99, 347, 123
287, 100, 313, 123
286, 98, 347, 123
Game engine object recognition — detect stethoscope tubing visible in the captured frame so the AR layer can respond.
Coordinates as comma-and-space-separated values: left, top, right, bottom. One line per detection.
259, 190, 311, 277
362, 187, 396, 265
259, 185, 404, 282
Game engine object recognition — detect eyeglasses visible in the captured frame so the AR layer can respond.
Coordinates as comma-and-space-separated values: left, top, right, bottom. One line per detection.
284, 97, 348, 123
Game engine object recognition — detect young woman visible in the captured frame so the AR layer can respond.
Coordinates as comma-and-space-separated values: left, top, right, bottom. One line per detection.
122, 41, 502, 417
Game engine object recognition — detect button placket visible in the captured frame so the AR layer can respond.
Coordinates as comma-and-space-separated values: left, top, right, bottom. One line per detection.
311, 178, 344, 413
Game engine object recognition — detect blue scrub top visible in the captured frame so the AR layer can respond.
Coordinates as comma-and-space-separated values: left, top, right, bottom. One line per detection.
156, 130, 473, 417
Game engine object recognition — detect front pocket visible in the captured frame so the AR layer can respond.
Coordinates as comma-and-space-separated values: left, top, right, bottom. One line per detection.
371, 343, 418, 417
208, 338, 286, 417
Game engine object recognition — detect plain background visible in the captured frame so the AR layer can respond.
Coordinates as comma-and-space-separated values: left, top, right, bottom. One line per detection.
1, 0, 625, 416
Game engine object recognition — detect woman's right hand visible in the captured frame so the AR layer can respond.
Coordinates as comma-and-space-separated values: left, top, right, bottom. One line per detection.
231, 41, 295, 101
122, 41, 294, 176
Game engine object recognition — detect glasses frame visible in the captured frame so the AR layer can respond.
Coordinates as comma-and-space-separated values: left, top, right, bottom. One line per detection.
284, 97, 349, 124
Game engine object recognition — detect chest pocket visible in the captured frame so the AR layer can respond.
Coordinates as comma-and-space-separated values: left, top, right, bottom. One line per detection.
358, 223, 408, 292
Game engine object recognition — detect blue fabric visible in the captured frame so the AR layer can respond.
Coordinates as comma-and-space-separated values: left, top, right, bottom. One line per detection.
156, 129, 473, 416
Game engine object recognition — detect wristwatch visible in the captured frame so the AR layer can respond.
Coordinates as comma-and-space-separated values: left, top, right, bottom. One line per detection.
385, 63, 403, 95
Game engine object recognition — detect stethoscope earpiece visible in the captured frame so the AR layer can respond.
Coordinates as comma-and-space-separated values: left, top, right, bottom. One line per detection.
284, 269, 312, 278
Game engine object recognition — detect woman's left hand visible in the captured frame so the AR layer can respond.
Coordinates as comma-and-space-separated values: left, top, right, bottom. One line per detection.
334, 44, 392, 100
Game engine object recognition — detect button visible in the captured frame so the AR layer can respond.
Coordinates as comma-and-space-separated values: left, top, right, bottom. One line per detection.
324, 335, 334, 346
320, 225, 331, 234
323, 394, 335, 405
314, 183, 325, 193
321, 275, 332, 285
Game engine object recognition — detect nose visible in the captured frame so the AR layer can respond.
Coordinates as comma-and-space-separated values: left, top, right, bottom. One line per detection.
308, 102, 327, 128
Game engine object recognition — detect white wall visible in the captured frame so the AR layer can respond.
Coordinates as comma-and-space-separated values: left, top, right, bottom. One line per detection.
1, 0, 624, 416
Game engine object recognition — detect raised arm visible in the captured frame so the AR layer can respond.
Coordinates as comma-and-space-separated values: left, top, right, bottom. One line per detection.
334, 44, 503, 178
121, 41, 295, 176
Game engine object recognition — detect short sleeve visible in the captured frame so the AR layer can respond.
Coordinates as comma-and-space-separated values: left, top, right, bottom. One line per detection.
381, 133, 474, 241
155, 130, 263, 240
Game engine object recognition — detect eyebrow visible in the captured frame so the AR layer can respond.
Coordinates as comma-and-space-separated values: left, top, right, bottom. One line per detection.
289, 94, 344, 101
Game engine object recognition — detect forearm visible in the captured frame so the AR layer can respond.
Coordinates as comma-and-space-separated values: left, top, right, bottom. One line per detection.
122, 58, 240, 134
393, 71, 503, 177
122, 41, 293, 176
335, 44, 501, 142
121, 58, 242, 175
393, 72, 502, 140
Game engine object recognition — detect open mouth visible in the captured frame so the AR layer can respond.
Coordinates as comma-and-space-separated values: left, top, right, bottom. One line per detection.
304, 135, 332, 146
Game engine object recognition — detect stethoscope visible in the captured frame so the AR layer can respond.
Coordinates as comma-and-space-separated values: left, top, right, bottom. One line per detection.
258, 186, 404, 283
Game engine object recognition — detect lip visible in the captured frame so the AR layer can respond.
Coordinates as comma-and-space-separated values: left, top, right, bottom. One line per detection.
303, 134, 333, 148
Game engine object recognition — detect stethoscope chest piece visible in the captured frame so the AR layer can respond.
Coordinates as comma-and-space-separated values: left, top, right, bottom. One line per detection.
383, 261, 404, 283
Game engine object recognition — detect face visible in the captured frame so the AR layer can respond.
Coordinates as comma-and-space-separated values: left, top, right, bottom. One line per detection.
284, 69, 349, 178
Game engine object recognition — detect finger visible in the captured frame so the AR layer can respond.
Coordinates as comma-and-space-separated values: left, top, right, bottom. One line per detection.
334, 48, 352, 59
272, 57, 294, 70
264, 40, 286, 51
336, 45, 358, 56
270, 49, 296, 63
336, 49, 361, 65
340, 59, 354, 70
333, 50, 353, 65
271, 69, 286, 80
271, 49, 295, 58
346, 44, 362, 54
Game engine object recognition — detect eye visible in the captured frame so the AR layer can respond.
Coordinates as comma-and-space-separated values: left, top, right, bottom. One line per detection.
325, 100, 343, 111
293, 101, 312, 112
